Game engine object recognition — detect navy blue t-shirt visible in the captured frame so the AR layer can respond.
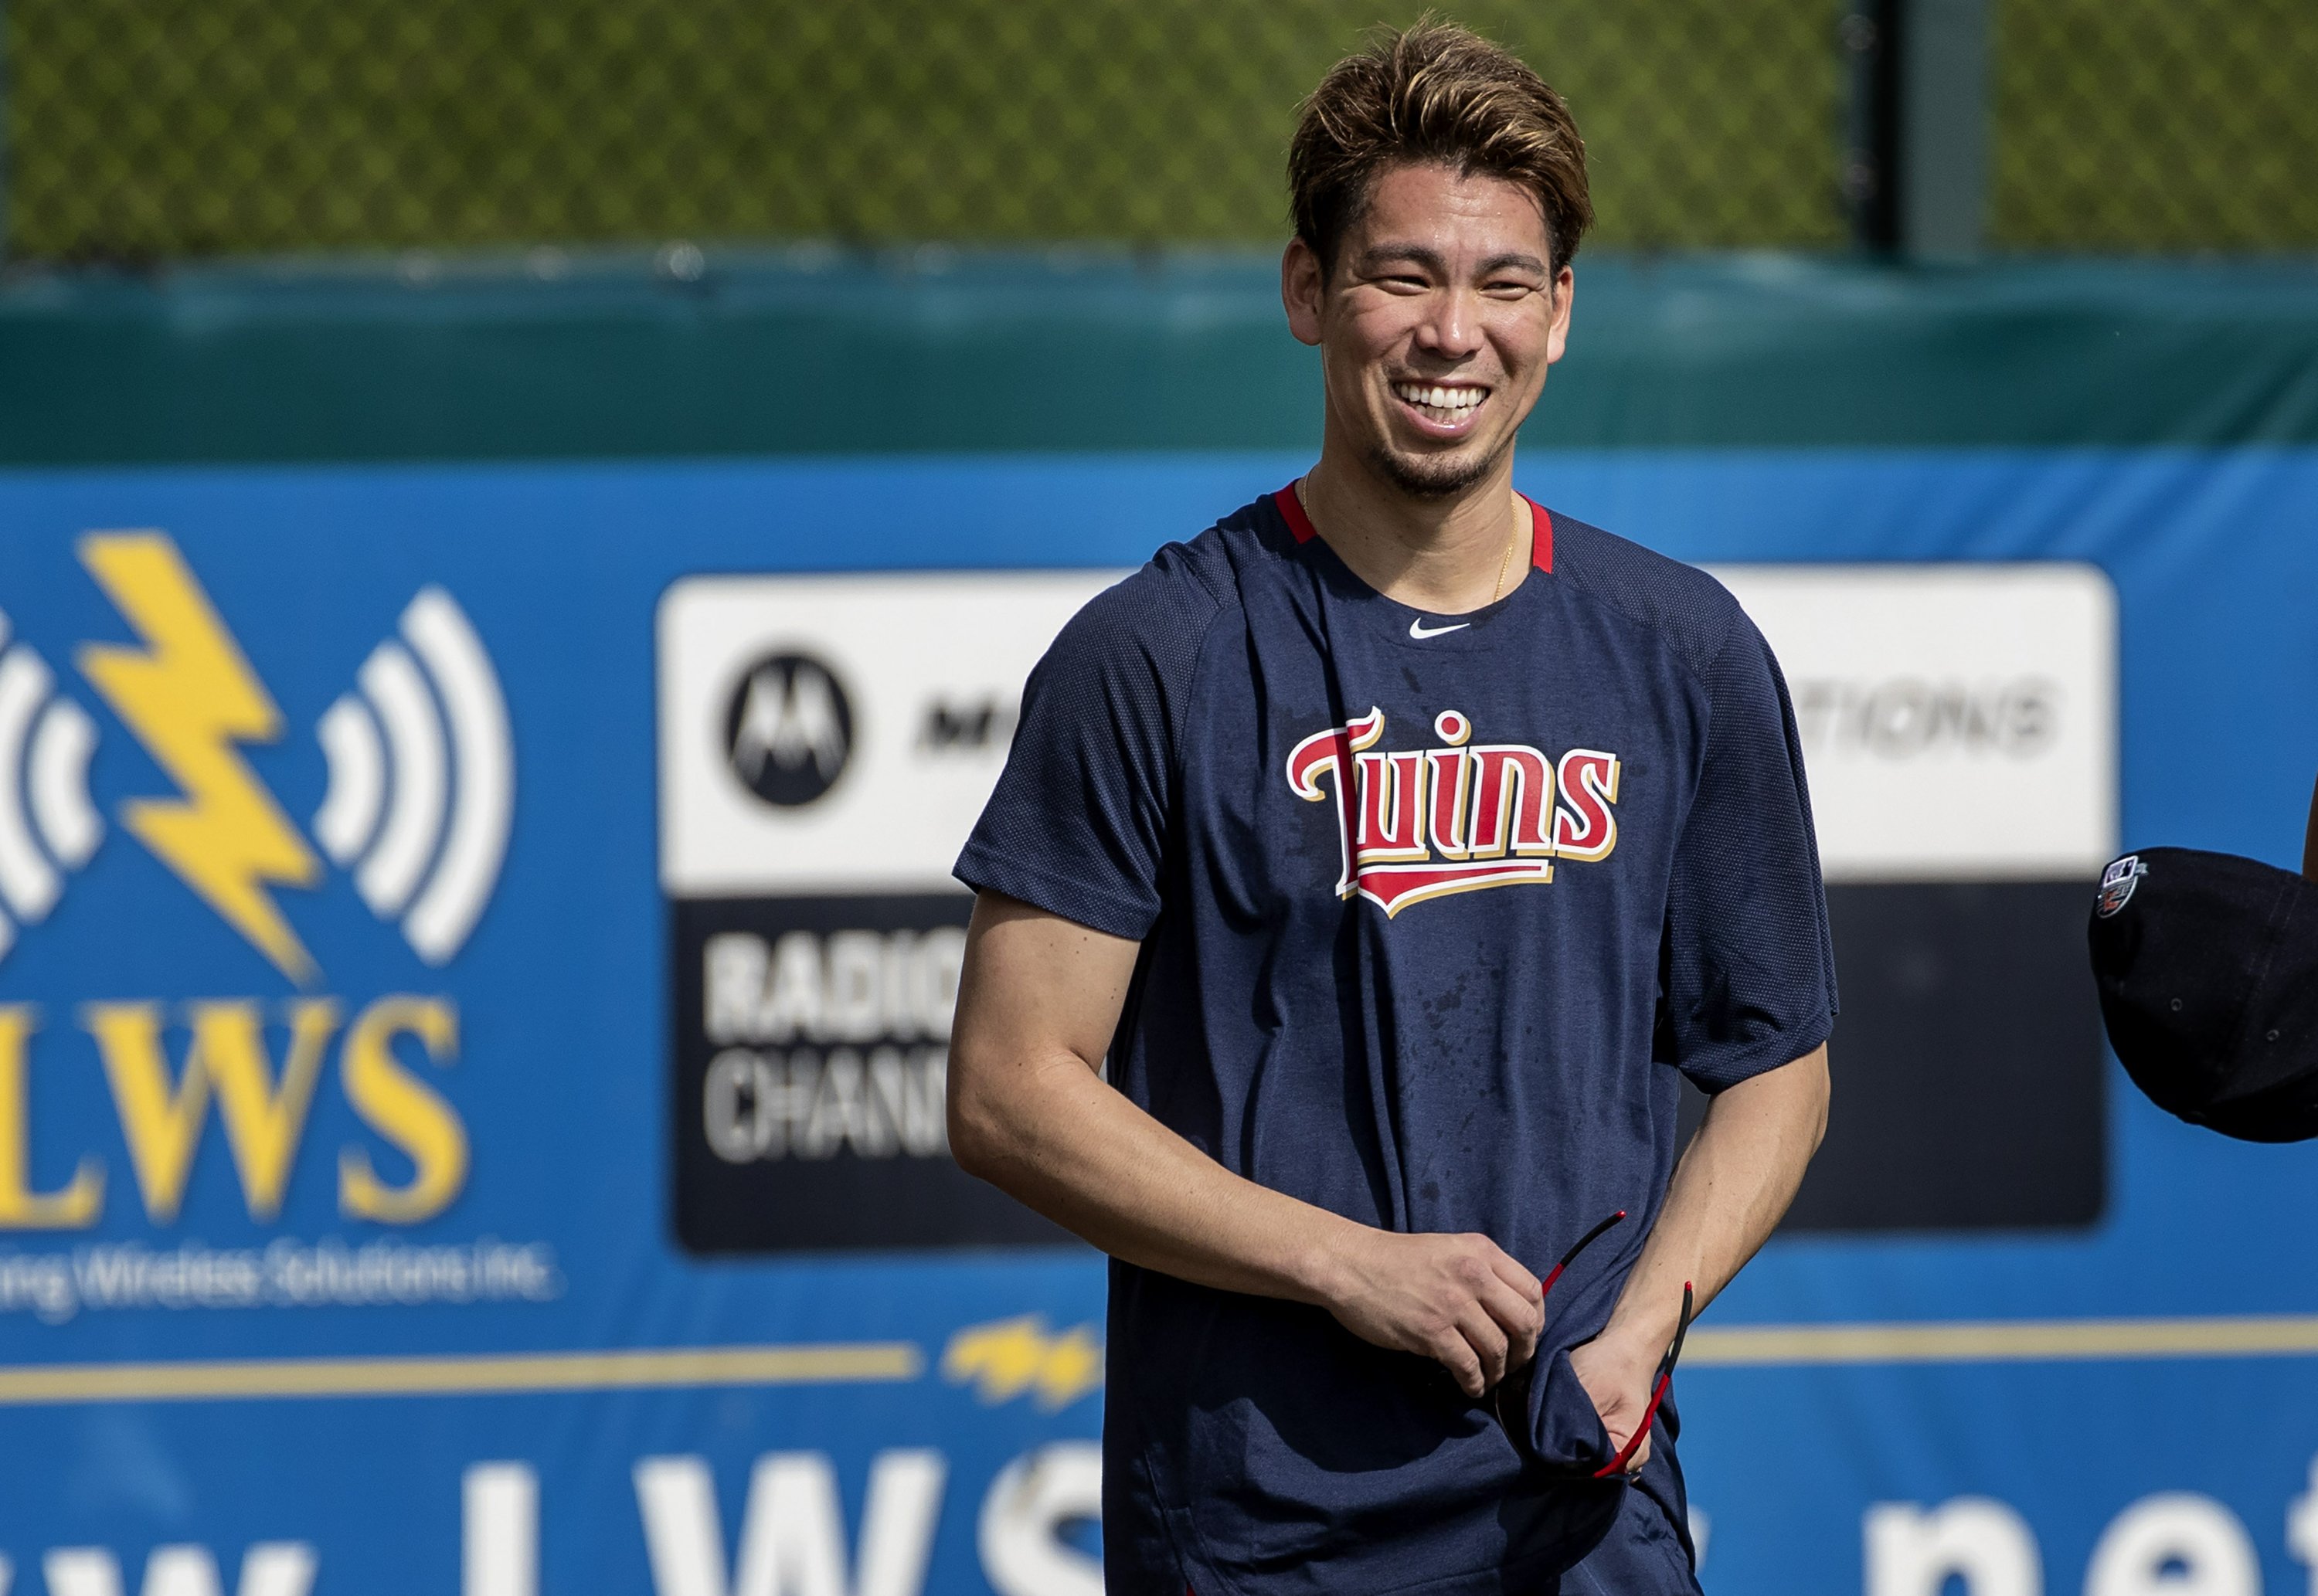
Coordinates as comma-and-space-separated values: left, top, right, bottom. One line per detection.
957, 489, 1835, 1595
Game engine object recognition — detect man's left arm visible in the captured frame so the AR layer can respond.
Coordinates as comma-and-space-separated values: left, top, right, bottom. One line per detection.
1570, 1041, 1830, 1470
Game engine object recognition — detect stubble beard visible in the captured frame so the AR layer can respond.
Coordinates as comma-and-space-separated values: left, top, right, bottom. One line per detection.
1361, 432, 1509, 501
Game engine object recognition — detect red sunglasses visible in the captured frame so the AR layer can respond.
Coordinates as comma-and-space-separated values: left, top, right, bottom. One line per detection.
1493, 1210, 1696, 1479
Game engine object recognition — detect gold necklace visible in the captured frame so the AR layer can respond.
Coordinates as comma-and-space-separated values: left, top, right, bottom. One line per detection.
1299, 476, 1524, 605
1490, 507, 1521, 602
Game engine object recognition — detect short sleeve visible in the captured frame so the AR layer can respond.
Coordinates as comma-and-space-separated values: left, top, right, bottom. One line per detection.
953, 556, 1221, 942
1657, 612, 1839, 1090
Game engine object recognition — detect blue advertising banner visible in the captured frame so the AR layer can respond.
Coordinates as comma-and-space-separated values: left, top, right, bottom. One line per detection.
0, 447, 2313, 1595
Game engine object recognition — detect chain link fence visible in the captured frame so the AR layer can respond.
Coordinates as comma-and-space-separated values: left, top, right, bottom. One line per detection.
1990, 0, 2318, 250
5, 0, 1843, 263
2, 1, 2311, 263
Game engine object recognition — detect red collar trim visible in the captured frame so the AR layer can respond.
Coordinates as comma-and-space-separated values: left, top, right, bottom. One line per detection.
1275, 483, 1554, 574
1521, 494, 1555, 573
1273, 484, 1318, 544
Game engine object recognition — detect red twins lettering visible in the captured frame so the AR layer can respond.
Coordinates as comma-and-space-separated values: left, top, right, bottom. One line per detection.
1285, 708, 1622, 916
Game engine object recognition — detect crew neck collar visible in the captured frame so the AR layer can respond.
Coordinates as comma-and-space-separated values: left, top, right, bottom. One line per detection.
1266, 484, 1555, 647
1272, 481, 1555, 591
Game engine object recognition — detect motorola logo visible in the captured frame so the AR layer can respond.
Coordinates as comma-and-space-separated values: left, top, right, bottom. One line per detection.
724, 653, 853, 807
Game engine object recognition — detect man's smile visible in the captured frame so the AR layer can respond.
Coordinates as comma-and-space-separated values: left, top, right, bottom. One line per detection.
1390, 379, 1491, 434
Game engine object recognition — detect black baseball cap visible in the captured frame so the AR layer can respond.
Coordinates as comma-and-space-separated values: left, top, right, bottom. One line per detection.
2088, 846, 2318, 1143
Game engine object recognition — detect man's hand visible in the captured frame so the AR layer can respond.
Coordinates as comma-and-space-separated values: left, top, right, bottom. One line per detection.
1316, 1228, 1543, 1397
1567, 1327, 1664, 1472
1568, 1045, 1832, 1474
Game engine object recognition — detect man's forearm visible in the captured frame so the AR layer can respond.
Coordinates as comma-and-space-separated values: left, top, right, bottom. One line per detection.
947, 892, 1370, 1307
948, 892, 1548, 1395
951, 1027, 1551, 1397
950, 1032, 1361, 1306
1602, 1044, 1831, 1350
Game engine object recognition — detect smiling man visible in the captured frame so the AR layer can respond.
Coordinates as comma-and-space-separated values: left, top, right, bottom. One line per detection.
947, 21, 1834, 1595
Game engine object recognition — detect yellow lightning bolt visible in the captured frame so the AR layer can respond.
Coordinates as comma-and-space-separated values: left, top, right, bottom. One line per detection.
940, 1316, 1105, 1410
77, 531, 321, 984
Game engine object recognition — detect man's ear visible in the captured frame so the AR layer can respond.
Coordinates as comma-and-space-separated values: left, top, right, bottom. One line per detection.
1282, 237, 1326, 348
2303, 770, 2317, 880
1543, 263, 1576, 368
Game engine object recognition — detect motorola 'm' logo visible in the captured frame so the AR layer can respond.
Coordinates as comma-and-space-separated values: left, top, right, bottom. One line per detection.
724, 653, 852, 808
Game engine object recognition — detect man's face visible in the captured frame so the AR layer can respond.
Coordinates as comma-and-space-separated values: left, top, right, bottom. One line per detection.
1284, 161, 1573, 499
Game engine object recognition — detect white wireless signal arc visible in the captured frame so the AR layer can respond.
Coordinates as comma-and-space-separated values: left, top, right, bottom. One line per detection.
312, 588, 513, 965
0, 611, 103, 961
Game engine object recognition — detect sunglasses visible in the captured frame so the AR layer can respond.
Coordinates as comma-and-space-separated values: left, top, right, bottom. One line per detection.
1492, 1209, 1696, 1480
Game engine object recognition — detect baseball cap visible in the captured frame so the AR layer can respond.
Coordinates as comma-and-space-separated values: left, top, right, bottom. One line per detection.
2088, 846, 2318, 1143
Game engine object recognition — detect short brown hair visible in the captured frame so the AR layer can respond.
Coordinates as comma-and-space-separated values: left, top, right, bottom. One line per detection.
1288, 18, 1592, 278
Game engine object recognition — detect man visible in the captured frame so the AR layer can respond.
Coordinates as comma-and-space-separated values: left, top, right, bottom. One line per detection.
948, 20, 1833, 1594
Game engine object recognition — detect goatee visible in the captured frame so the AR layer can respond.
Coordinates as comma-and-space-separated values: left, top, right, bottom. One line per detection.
1363, 437, 1507, 501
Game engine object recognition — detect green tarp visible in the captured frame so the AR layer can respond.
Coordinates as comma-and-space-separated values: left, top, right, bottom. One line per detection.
5, 253, 2317, 462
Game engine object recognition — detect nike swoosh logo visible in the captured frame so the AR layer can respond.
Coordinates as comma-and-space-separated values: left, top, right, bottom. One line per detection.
1409, 618, 1471, 639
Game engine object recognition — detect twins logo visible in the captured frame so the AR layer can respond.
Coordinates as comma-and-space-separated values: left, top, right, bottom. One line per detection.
1285, 708, 1620, 916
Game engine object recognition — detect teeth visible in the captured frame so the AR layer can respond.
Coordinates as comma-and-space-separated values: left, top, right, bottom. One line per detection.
1395, 382, 1484, 415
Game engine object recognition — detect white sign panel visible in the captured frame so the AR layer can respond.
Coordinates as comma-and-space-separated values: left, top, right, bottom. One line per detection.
1712, 564, 2117, 882
661, 562, 2116, 898
658, 572, 1123, 895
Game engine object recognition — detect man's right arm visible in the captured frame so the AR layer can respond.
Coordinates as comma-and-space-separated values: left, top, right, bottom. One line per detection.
947, 888, 1544, 1397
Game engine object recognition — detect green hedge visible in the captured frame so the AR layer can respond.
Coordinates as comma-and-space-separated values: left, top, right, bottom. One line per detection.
5, 2, 2310, 261
6, 0, 1840, 260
